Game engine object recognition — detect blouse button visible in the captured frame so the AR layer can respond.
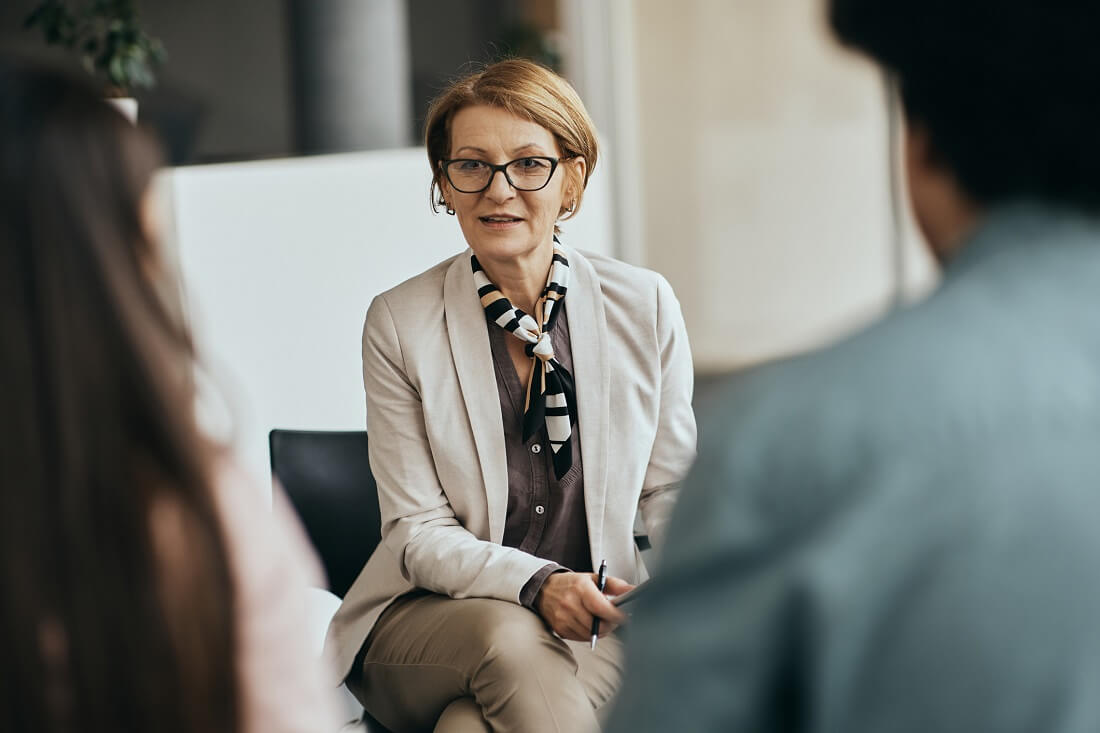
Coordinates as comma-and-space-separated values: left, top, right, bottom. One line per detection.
531, 444, 542, 454
535, 505, 545, 515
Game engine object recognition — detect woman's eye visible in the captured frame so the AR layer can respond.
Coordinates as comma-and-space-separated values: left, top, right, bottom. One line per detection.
457, 160, 486, 171
518, 157, 548, 169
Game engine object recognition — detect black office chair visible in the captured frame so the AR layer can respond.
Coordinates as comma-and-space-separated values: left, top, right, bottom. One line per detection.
270, 429, 390, 732
268, 429, 381, 599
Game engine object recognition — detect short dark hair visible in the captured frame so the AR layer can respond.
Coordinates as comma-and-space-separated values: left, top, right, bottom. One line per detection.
830, 0, 1100, 212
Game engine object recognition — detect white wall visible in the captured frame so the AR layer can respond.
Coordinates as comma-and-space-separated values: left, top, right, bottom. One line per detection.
165, 147, 613, 486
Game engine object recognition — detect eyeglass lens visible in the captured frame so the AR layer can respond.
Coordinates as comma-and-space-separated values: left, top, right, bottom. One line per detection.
446, 157, 555, 192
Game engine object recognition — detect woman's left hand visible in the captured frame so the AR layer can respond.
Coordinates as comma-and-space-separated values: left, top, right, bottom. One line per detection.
534, 571, 633, 641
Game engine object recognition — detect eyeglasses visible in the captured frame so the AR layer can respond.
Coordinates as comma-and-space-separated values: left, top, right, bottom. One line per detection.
442, 156, 566, 194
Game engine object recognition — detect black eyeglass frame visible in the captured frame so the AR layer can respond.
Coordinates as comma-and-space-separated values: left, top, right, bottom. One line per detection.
441, 156, 572, 194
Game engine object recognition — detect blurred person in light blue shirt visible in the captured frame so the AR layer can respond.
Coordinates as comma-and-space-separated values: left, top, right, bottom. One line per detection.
607, 1, 1100, 731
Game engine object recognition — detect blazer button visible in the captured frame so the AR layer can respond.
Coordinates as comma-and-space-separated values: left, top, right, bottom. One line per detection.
531, 444, 542, 454
535, 505, 545, 515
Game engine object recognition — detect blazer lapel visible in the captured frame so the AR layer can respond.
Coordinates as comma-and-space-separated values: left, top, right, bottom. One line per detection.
443, 252, 509, 542
564, 246, 611, 562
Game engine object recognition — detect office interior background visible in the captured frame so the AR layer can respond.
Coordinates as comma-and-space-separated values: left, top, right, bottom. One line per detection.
1, 0, 938, 486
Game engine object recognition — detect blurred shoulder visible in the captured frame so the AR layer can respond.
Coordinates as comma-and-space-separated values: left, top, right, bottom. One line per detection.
684, 300, 956, 530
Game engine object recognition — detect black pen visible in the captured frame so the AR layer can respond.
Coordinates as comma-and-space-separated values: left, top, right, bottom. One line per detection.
591, 559, 607, 649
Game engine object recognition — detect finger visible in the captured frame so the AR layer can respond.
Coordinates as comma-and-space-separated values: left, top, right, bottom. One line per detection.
556, 603, 592, 636
585, 583, 627, 620
602, 576, 634, 596
581, 585, 627, 625
590, 612, 624, 640
560, 614, 591, 642
574, 606, 599, 640
547, 595, 593, 640
598, 621, 619, 637
599, 605, 627, 625
579, 599, 610, 641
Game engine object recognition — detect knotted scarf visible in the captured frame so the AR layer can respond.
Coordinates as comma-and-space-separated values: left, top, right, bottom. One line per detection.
473, 241, 576, 479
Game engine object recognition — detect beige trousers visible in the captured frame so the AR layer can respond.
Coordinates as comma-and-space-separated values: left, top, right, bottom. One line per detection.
348, 592, 623, 733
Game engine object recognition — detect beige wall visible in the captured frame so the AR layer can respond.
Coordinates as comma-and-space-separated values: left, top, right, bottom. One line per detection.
631, 0, 935, 372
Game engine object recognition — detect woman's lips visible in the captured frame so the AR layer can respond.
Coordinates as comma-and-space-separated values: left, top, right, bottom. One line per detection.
479, 215, 524, 229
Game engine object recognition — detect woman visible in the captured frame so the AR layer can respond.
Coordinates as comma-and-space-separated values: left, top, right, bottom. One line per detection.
327, 59, 697, 732
0, 61, 340, 732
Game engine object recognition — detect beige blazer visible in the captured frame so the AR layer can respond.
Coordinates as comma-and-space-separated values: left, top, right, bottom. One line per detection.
325, 244, 697, 678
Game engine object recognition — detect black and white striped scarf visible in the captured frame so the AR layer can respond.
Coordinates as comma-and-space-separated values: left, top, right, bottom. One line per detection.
473, 241, 576, 479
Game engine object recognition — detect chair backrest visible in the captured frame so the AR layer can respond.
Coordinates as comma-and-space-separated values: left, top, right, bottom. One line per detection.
269, 429, 381, 599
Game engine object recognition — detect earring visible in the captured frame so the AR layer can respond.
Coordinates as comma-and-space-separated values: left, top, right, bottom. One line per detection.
566, 199, 576, 213
446, 204, 455, 215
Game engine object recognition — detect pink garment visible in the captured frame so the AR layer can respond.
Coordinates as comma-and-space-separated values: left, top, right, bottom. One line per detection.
216, 465, 343, 733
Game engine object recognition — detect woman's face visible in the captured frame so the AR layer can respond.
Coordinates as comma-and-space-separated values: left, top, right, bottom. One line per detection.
442, 104, 585, 266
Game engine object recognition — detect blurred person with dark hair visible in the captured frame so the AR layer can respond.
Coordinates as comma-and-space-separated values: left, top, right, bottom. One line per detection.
325, 58, 697, 732
0, 60, 340, 732
606, 2, 1100, 732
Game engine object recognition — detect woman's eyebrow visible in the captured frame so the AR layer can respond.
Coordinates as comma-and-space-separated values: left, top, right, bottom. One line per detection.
451, 144, 549, 157
510, 144, 550, 155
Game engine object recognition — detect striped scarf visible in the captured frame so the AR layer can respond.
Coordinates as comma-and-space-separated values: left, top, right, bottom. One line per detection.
473, 241, 576, 479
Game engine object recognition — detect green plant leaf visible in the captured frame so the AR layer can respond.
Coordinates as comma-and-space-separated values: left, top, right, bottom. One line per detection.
108, 55, 124, 86
23, 0, 165, 91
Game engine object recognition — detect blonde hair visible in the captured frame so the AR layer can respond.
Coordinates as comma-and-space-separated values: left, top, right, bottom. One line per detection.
424, 58, 599, 226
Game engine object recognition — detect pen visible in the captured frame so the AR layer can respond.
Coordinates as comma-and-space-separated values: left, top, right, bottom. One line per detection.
591, 559, 607, 649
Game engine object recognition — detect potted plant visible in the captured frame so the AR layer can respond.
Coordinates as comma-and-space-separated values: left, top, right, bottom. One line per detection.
24, 0, 165, 121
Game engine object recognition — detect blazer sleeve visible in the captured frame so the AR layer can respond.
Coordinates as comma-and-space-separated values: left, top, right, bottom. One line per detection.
362, 295, 552, 603
637, 274, 698, 550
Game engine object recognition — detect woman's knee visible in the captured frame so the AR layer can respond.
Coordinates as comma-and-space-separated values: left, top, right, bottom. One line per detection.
460, 599, 576, 676
434, 696, 490, 733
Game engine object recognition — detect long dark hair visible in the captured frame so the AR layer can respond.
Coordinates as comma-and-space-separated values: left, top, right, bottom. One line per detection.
0, 61, 239, 731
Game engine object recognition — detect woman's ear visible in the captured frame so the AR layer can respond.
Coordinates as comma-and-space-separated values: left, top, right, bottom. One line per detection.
569, 156, 587, 190
561, 156, 587, 211
437, 169, 454, 210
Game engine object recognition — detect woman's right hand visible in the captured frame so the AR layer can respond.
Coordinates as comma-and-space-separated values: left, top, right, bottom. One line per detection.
534, 571, 632, 642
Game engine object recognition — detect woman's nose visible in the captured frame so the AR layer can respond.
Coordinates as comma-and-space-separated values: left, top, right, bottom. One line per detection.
484, 168, 516, 202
